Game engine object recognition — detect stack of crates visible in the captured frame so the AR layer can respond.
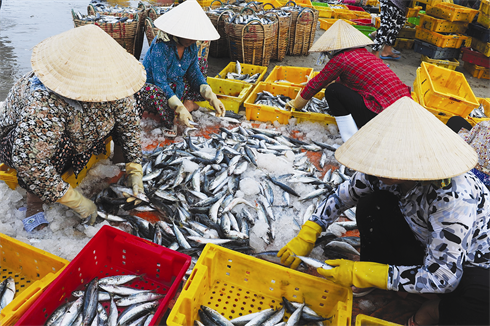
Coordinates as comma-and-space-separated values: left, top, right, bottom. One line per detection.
414, 3, 477, 64
462, 0, 490, 79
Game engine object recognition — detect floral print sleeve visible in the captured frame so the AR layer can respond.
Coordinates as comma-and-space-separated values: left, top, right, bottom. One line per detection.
458, 121, 490, 173
12, 98, 69, 203
113, 97, 142, 164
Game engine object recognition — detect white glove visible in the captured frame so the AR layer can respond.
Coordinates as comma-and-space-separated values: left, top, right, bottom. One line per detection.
200, 84, 225, 117
168, 95, 194, 127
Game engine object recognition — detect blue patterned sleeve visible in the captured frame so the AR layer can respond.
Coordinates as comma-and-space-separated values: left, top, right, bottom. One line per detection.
185, 44, 207, 91
310, 172, 376, 230
143, 42, 177, 99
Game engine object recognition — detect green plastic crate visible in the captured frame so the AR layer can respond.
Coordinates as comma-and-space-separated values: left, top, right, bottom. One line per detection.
353, 25, 377, 37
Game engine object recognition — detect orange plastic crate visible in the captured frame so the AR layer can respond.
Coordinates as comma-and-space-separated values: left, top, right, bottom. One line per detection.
477, 12, 490, 29
480, 0, 490, 15
415, 26, 468, 48
471, 37, 490, 57
319, 18, 356, 30
419, 14, 469, 33
426, 3, 479, 22
463, 61, 490, 79
407, 6, 422, 17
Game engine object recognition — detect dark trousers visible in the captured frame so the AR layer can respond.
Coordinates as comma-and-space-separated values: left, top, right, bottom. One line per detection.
446, 116, 473, 133
356, 190, 490, 325
324, 83, 377, 129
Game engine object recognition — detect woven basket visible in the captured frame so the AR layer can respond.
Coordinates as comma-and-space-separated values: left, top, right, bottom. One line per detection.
86, 3, 146, 59
72, 9, 141, 56
264, 5, 292, 61
207, 1, 234, 58
225, 14, 278, 66
284, 2, 318, 56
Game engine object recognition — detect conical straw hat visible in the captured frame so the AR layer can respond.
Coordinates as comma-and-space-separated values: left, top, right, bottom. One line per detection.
309, 20, 373, 52
335, 97, 478, 180
31, 25, 146, 102
154, 0, 220, 41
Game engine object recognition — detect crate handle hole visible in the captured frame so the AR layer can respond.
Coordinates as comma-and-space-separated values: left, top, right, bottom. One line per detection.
244, 278, 248, 282
227, 265, 231, 268
293, 294, 297, 298
271, 280, 275, 284
122, 261, 126, 265
269, 287, 274, 291
226, 272, 230, 276
320, 303, 324, 306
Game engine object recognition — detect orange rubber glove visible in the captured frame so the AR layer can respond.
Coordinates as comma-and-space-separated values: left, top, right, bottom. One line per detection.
285, 92, 308, 111
57, 186, 97, 225
125, 162, 144, 196
317, 259, 389, 290
277, 221, 323, 269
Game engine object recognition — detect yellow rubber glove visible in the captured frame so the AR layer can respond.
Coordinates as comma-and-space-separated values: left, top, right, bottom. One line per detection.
200, 84, 225, 117
169, 95, 194, 127
126, 162, 144, 196
317, 259, 389, 290
57, 186, 97, 225
277, 221, 323, 269
285, 92, 308, 111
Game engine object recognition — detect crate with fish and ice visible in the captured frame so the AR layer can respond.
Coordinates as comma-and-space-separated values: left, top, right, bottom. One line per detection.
167, 243, 353, 326
215, 61, 268, 86
16, 225, 191, 326
244, 82, 299, 124
0, 233, 69, 326
466, 97, 490, 126
264, 65, 314, 88
195, 77, 254, 114
291, 90, 337, 125
413, 62, 480, 118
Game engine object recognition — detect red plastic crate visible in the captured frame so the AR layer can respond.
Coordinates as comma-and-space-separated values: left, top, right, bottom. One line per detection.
16, 226, 191, 326
461, 47, 490, 68
351, 18, 374, 26
345, 4, 366, 11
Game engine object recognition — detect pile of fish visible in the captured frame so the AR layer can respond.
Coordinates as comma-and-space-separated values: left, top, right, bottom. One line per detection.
220, 61, 261, 84
253, 91, 331, 115
469, 104, 487, 118
45, 274, 163, 326
0, 277, 15, 314
227, 12, 277, 25
196, 296, 328, 326
73, 11, 135, 24
90, 3, 140, 15
91, 123, 359, 267
152, 5, 175, 16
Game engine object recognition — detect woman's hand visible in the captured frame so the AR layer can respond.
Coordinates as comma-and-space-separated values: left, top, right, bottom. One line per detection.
200, 84, 226, 117
168, 95, 194, 127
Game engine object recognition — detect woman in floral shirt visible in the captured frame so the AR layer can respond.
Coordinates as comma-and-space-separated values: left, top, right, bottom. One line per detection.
0, 25, 146, 229
278, 97, 489, 325
134, 0, 225, 138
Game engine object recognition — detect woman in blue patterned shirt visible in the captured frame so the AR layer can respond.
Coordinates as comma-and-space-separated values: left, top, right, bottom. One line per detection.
278, 97, 489, 325
134, 0, 225, 138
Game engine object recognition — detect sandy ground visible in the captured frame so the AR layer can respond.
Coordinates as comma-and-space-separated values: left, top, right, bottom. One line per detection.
207, 24, 489, 100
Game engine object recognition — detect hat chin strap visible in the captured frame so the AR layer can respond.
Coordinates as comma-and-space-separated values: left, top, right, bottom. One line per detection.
335, 114, 358, 143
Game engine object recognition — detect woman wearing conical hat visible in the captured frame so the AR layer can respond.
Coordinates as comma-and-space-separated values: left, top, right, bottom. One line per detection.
134, 0, 225, 139
0, 25, 146, 230
286, 20, 411, 145
278, 97, 490, 325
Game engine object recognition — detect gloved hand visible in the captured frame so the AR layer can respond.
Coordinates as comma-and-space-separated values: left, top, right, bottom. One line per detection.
200, 84, 225, 117
317, 259, 389, 290
57, 186, 97, 225
126, 162, 144, 196
285, 92, 308, 111
168, 95, 194, 127
277, 221, 323, 269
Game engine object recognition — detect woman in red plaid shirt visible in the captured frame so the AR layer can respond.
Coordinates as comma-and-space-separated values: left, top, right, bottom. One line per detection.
286, 20, 411, 144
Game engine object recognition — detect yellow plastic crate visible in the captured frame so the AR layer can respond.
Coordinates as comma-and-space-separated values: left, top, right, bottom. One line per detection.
244, 82, 297, 124
319, 18, 356, 30
471, 37, 490, 57
480, 0, 490, 15
356, 314, 402, 326
467, 97, 490, 126
477, 11, 490, 28
414, 62, 479, 117
419, 14, 469, 33
264, 65, 314, 87
331, 8, 358, 20
0, 137, 112, 190
463, 61, 490, 79
398, 25, 417, 39
407, 6, 422, 17
415, 26, 468, 48
167, 244, 353, 326
416, 0, 443, 6
361, 0, 379, 6
278, 0, 313, 7
426, 3, 479, 22
291, 90, 336, 125
313, 6, 334, 18
0, 234, 69, 326
327, 4, 348, 9
394, 38, 415, 49
421, 54, 460, 70
215, 62, 268, 86
195, 77, 253, 113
